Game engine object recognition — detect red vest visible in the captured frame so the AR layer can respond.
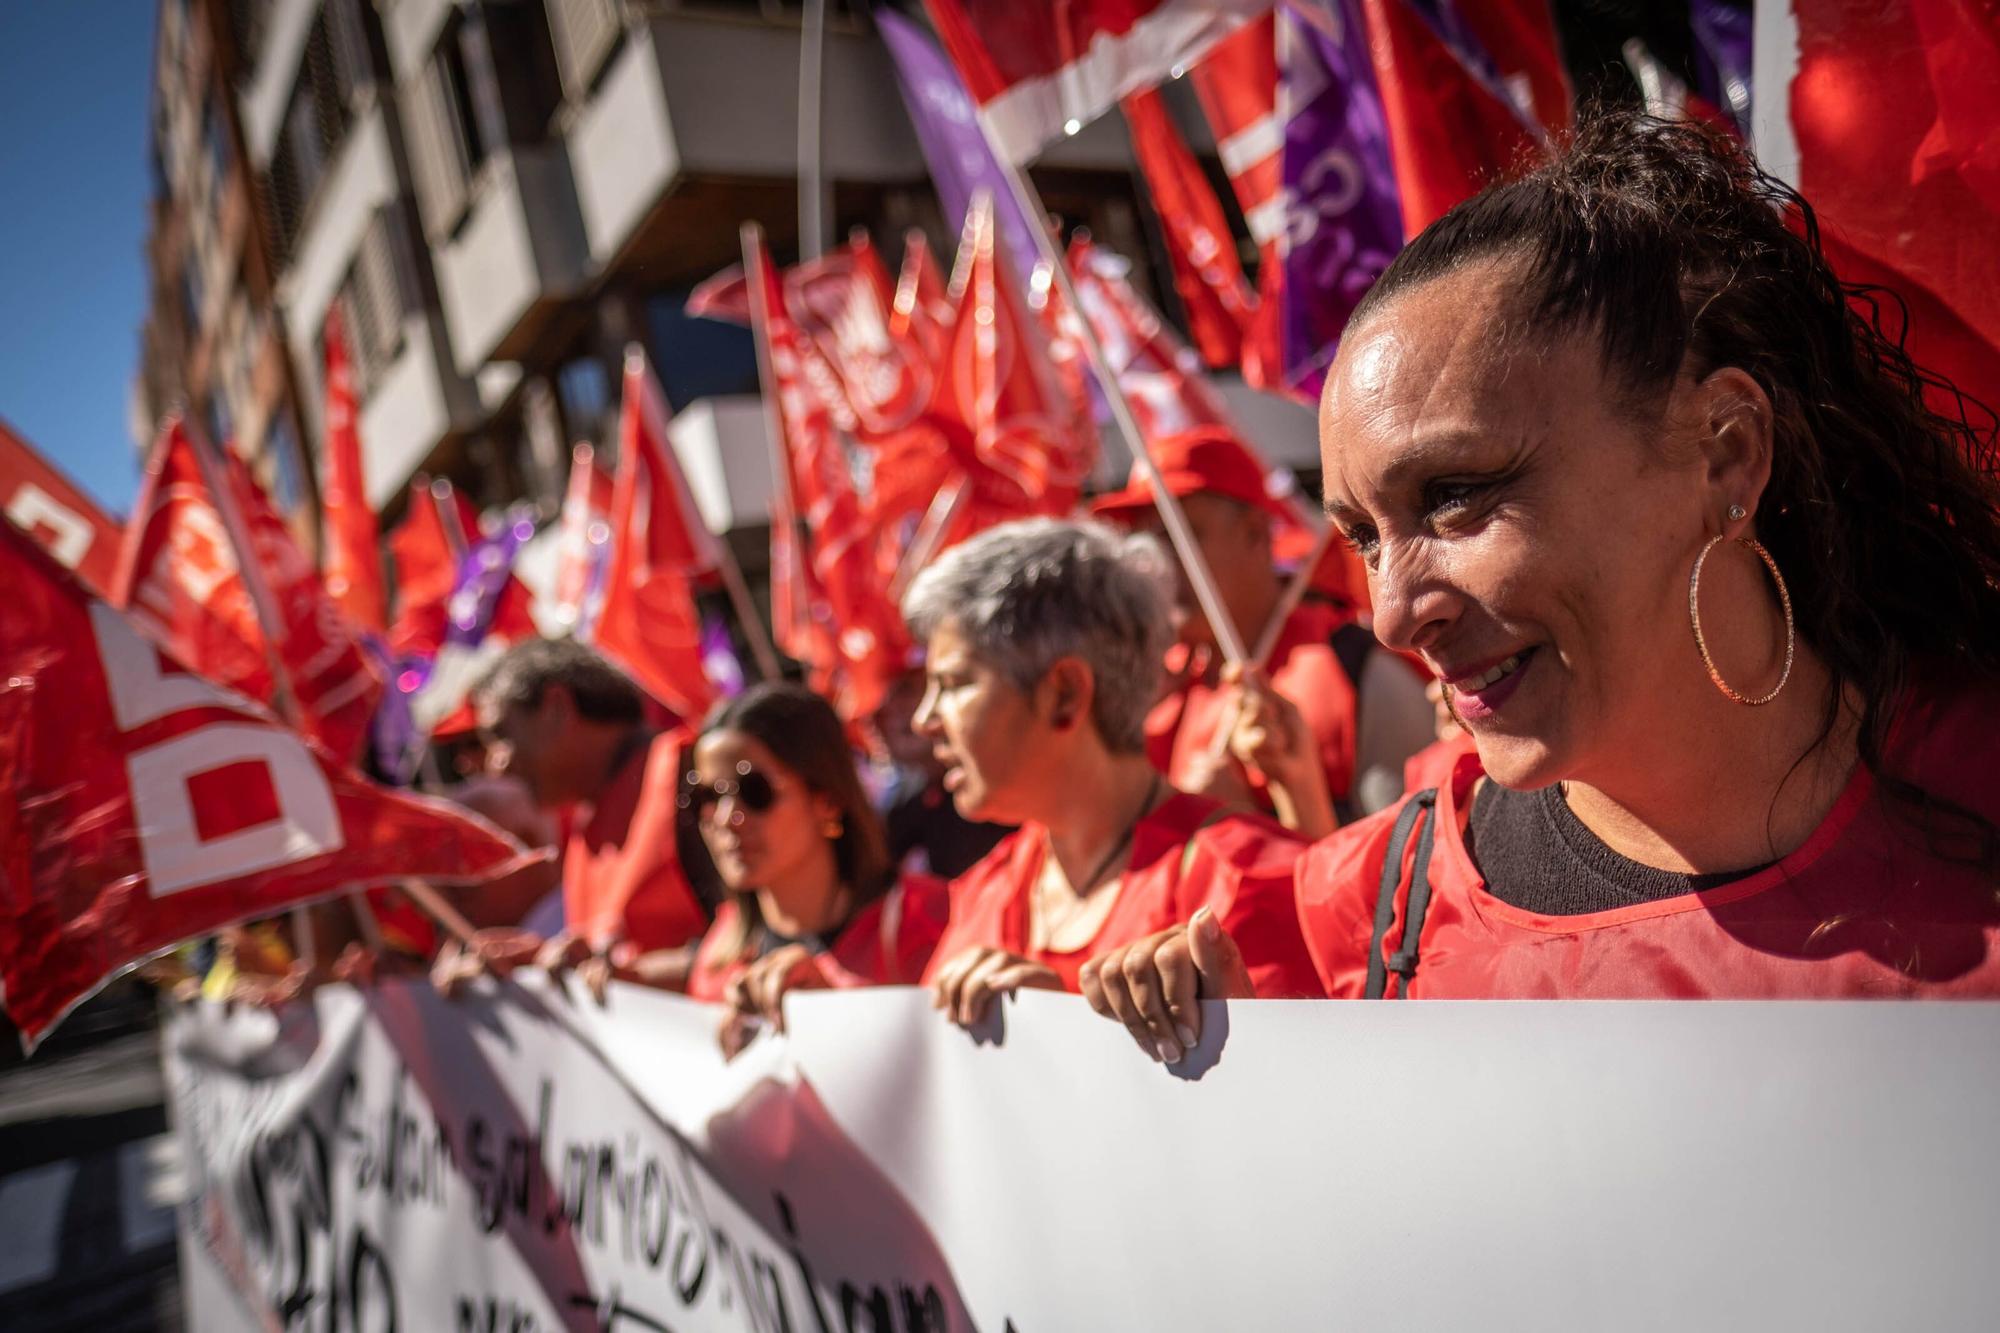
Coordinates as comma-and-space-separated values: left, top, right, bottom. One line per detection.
927, 792, 1321, 995
1296, 677, 2000, 998
685, 873, 950, 1002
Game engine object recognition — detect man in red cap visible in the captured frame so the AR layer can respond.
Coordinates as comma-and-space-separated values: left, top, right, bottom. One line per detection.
1093, 426, 1426, 831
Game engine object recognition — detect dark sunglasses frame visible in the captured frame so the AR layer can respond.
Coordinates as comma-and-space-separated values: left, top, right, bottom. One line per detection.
680, 762, 779, 817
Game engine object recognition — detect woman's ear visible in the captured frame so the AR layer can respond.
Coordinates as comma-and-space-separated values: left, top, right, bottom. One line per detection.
1036, 657, 1097, 734
1691, 366, 1775, 531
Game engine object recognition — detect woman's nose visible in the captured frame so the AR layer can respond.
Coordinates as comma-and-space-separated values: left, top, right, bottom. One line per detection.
1368, 540, 1457, 656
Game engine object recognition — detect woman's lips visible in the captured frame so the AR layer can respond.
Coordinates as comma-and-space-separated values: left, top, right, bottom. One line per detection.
1446, 647, 1536, 721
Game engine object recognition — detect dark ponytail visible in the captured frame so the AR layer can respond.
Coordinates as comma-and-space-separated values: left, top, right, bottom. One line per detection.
1355, 108, 2000, 872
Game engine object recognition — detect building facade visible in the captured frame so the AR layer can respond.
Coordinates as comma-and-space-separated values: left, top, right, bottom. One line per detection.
137, 0, 1321, 593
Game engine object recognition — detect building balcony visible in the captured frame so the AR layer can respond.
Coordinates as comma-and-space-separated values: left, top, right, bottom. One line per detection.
430, 144, 590, 376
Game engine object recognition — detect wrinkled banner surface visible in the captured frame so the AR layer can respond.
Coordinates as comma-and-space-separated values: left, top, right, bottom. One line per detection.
165, 980, 2000, 1330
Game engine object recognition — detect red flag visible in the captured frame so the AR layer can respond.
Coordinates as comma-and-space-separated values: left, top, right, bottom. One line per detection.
1187, 13, 1283, 386
867, 197, 1097, 555
1775, 0, 2000, 416
552, 443, 618, 637
1121, 86, 1257, 369
1067, 236, 1239, 447
114, 420, 383, 763
748, 232, 915, 719
320, 306, 387, 633
923, 0, 1273, 162
0, 523, 535, 1049
0, 417, 125, 598
1358, 0, 1545, 236
891, 229, 955, 362
385, 475, 539, 661
594, 353, 717, 721
784, 233, 939, 444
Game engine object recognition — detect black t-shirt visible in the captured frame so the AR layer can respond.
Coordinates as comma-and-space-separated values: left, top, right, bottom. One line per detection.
1466, 780, 1773, 916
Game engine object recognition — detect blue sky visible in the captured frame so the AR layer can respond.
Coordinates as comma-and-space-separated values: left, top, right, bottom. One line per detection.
0, 2, 156, 516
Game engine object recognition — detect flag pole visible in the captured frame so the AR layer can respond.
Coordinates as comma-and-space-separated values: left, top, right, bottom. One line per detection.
740, 224, 814, 657
623, 344, 784, 682
889, 474, 970, 604
797, 0, 830, 261
1203, 521, 1339, 766
967, 151, 1251, 666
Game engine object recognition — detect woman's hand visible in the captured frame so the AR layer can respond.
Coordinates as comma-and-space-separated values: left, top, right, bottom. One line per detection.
719, 944, 831, 1049
533, 930, 589, 973
431, 938, 485, 998
1223, 664, 1338, 839
927, 946, 1063, 1029
1078, 907, 1255, 1063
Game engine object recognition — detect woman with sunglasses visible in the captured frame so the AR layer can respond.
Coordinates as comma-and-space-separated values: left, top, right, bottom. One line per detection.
679, 682, 948, 1054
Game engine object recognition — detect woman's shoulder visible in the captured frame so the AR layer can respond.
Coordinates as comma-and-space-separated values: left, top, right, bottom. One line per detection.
1298, 755, 1478, 913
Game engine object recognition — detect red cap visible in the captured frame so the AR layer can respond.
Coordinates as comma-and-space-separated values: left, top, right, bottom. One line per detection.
1089, 426, 1295, 525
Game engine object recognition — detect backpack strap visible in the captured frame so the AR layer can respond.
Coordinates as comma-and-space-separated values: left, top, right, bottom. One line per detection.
1364, 788, 1439, 999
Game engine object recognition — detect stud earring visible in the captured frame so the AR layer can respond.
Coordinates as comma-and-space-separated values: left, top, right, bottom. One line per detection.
1726, 504, 1746, 522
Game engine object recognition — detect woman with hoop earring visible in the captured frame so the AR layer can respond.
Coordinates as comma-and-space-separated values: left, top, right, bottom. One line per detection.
1080, 110, 2000, 1047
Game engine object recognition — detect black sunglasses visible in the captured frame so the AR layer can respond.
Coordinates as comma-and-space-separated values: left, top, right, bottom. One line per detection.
680, 763, 779, 817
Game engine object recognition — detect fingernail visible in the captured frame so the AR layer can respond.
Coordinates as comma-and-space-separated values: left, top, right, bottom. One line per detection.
1157, 1039, 1181, 1064
1176, 1024, 1196, 1047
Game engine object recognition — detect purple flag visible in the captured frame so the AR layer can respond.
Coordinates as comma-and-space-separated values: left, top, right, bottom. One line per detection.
1690, 0, 1753, 135
877, 10, 1041, 289
1279, 0, 1406, 399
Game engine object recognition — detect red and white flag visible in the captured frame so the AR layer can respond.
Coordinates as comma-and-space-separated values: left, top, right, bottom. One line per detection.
320, 306, 387, 633
747, 231, 914, 719
924, 0, 1273, 162
594, 352, 718, 723
1066, 236, 1239, 448
113, 420, 382, 764
1758, 0, 2000, 418
0, 417, 125, 598
0, 523, 535, 1049
552, 443, 618, 637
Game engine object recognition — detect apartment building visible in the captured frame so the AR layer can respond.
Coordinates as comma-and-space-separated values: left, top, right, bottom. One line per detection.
138, 0, 1320, 589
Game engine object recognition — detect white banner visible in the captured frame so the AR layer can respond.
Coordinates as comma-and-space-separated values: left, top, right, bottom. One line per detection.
164, 978, 2000, 1331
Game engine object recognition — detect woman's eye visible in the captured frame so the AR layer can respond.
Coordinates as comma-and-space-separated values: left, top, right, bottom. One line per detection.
1424, 480, 1487, 521
1339, 526, 1381, 567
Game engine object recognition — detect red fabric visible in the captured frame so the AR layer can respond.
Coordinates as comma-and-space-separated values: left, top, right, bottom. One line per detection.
0, 416, 124, 598
1454, 0, 1573, 138
0, 525, 532, 1048
1358, 0, 1544, 237
563, 730, 709, 954
1145, 600, 1358, 806
865, 200, 1096, 559
385, 477, 538, 661
1121, 87, 1255, 369
1296, 674, 2000, 998
1400, 729, 1475, 796
749, 234, 916, 720
114, 420, 381, 764
1187, 11, 1283, 388
1790, 0, 2000, 415
319, 306, 386, 634
685, 873, 952, 1002
595, 358, 717, 722
925, 791, 1319, 995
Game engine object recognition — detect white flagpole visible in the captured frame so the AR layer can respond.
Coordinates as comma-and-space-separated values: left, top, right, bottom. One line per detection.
967, 141, 1251, 666
1204, 521, 1339, 765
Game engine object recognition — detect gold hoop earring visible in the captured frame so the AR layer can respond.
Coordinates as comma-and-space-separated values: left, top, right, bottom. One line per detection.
1688, 534, 1795, 706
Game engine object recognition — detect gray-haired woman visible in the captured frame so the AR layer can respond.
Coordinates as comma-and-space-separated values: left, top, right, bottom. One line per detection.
900, 518, 1320, 1060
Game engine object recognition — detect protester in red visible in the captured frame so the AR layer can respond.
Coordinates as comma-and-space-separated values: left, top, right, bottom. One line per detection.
1081, 113, 2000, 1053
685, 683, 948, 1055
890, 518, 1319, 1058
466, 639, 718, 998
1093, 427, 1432, 834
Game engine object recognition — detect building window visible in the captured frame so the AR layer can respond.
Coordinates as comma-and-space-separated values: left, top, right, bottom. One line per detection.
267, 413, 305, 512
325, 207, 415, 401
229, 0, 272, 67
201, 95, 231, 198
547, 0, 624, 99
556, 354, 612, 447
181, 250, 207, 329
404, 14, 486, 239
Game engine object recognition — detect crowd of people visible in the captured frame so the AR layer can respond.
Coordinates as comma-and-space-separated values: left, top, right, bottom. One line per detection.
185, 111, 2000, 1052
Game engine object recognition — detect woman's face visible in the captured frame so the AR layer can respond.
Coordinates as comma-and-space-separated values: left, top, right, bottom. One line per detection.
692, 730, 836, 892
911, 618, 1052, 825
1319, 259, 1735, 792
